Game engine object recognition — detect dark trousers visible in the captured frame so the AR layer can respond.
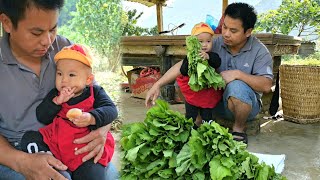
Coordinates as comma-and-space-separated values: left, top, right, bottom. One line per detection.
185, 101, 213, 122
21, 131, 106, 180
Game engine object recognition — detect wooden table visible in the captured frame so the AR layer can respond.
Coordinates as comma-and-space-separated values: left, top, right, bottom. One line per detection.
121, 33, 301, 102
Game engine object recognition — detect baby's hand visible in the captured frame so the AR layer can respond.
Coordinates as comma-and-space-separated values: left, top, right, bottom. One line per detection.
53, 87, 76, 105
199, 51, 209, 60
72, 112, 95, 127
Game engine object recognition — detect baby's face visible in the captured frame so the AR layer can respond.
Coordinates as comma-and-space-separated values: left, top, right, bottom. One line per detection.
197, 32, 213, 52
55, 59, 93, 96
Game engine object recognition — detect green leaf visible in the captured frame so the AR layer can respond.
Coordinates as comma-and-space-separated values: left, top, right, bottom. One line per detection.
241, 157, 254, 178
176, 144, 192, 165
209, 156, 232, 180
125, 143, 145, 162
192, 171, 206, 180
176, 159, 191, 176
146, 159, 166, 177
158, 169, 173, 178
256, 164, 270, 180
220, 157, 235, 169
163, 150, 173, 158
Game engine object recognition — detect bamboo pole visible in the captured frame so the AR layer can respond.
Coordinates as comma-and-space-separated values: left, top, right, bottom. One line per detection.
0, 23, 3, 37
156, 3, 163, 33
223, 0, 228, 13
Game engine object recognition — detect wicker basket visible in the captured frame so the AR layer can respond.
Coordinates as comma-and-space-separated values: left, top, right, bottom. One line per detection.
280, 64, 320, 124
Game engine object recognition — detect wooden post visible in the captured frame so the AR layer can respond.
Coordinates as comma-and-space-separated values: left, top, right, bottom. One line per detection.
272, 56, 281, 85
222, 0, 228, 13
160, 54, 175, 102
156, 3, 163, 33
266, 56, 282, 115
0, 23, 3, 37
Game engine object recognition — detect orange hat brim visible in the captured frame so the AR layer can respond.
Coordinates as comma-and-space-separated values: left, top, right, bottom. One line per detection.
191, 22, 215, 36
54, 49, 93, 68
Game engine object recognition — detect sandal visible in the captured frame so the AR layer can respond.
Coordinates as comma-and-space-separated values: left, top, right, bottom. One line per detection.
232, 132, 248, 144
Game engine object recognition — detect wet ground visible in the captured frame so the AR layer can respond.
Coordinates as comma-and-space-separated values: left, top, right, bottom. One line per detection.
111, 92, 320, 180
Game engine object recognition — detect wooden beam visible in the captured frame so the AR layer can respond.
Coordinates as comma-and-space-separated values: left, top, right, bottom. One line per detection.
0, 23, 3, 37
156, 3, 163, 33
222, 0, 228, 14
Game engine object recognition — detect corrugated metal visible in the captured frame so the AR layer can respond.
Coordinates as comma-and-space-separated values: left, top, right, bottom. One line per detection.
126, 0, 167, 7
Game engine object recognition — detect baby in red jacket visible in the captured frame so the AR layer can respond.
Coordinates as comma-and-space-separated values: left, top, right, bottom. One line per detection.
21, 44, 117, 180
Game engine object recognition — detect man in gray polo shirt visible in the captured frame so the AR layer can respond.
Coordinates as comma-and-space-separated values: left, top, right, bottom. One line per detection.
145, 2, 273, 145
211, 3, 273, 144
0, 0, 118, 179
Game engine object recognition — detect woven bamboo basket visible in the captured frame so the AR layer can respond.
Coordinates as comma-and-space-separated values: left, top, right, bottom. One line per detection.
280, 64, 320, 124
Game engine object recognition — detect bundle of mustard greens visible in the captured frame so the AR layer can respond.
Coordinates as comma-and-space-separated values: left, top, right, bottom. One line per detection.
120, 100, 287, 180
186, 36, 225, 92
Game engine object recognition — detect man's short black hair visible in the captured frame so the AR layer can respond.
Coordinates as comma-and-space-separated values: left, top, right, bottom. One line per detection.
224, 2, 257, 32
0, 0, 64, 29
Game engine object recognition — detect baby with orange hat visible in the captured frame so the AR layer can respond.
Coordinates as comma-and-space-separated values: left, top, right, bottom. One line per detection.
20, 44, 118, 180
176, 22, 223, 128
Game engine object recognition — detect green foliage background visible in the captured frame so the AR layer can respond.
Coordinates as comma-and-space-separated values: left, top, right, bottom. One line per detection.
255, 0, 320, 40
122, 9, 158, 36
58, 0, 157, 73
282, 52, 320, 65
58, 0, 77, 26
59, 0, 123, 72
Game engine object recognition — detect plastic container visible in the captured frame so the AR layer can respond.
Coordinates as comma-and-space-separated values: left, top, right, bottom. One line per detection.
205, 14, 219, 31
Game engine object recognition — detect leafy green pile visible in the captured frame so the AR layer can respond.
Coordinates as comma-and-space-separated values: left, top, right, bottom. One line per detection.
186, 36, 225, 92
120, 100, 287, 180
120, 100, 193, 179
176, 122, 286, 180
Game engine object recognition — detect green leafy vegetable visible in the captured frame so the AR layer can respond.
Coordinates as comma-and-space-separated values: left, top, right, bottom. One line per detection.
186, 36, 225, 91
176, 122, 287, 180
120, 100, 193, 179
120, 100, 287, 180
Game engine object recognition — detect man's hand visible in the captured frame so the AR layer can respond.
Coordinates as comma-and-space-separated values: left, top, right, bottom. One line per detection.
145, 83, 161, 108
220, 70, 241, 84
53, 87, 76, 105
18, 153, 68, 180
72, 112, 95, 127
145, 60, 183, 107
74, 124, 111, 163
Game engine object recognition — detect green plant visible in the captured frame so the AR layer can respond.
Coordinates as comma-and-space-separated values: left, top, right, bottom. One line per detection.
186, 36, 225, 91
58, 0, 78, 26
255, 0, 320, 40
64, 0, 123, 72
282, 52, 320, 66
58, 25, 85, 44
122, 9, 157, 36
120, 100, 287, 180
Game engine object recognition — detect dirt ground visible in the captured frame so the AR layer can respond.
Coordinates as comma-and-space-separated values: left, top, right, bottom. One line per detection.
111, 92, 320, 180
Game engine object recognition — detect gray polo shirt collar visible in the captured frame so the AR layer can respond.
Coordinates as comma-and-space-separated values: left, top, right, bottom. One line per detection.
221, 36, 254, 55
0, 32, 54, 65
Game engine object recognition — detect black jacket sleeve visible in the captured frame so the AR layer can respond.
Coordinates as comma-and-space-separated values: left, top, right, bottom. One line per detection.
36, 88, 62, 125
180, 56, 189, 76
208, 52, 221, 69
89, 85, 118, 130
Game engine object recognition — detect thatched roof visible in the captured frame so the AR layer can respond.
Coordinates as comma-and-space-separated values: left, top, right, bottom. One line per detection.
126, 0, 167, 7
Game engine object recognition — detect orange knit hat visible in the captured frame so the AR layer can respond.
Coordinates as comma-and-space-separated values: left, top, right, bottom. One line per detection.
191, 22, 215, 36
54, 44, 93, 68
